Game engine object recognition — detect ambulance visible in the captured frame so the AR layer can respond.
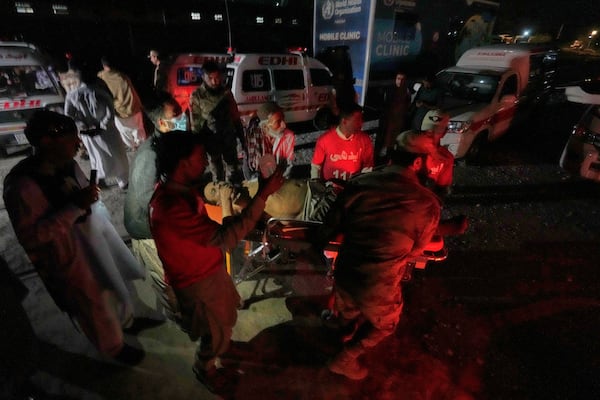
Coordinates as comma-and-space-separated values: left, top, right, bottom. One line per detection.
166, 51, 334, 127
435, 44, 557, 159
225, 52, 334, 126
0, 41, 65, 155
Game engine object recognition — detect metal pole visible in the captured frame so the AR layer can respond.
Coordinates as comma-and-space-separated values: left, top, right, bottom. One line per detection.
224, 0, 233, 51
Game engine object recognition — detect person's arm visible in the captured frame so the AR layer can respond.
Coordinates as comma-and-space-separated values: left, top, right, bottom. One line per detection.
276, 131, 295, 178
409, 198, 441, 257
64, 94, 90, 132
281, 131, 295, 162
311, 136, 326, 179
189, 90, 207, 134
209, 167, 285, 250
92, 88, 114, 130
4, 176, 96, 252
228, 92, 246, 146
112, 78, 127, 117
310, 164, 322, 180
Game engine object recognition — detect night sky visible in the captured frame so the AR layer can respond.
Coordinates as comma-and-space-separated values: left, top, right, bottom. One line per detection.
496, 0, 600, 39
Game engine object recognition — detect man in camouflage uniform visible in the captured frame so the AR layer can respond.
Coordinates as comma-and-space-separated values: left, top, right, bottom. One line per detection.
190, 60, 244, 184
315, 131, 442, 380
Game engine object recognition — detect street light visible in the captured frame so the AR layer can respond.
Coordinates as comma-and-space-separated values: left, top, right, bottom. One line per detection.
588, 30, 597, 49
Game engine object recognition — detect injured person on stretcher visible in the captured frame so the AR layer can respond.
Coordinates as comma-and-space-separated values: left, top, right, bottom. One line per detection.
201, 176, 466, 284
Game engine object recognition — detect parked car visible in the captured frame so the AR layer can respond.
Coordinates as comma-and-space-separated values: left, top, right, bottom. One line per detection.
0, 41, 64, 155
559, 80, 600, 182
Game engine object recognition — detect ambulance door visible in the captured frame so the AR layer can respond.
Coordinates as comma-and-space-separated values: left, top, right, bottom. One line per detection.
490, 72, 518, 140
308, 67, 333, 118
272, 68, 306, 123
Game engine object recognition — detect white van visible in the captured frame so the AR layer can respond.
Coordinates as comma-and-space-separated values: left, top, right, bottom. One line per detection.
0, 41, 65, 155
166, 51, 334, 127
435, 44, 557, 159
225, 52, 334, 125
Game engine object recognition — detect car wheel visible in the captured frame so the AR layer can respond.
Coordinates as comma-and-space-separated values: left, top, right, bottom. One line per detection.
465, 132, 489, 165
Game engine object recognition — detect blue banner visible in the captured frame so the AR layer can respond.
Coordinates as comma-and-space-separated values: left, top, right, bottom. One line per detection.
314, 0, 373, 104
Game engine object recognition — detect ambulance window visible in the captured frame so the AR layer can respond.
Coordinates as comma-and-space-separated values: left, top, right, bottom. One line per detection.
0, 66, 58, 96
310, 68, 332, 87
242, 70, 271, 92
273, 70, 305, 90
177, 67, 203, 86
501, 74, 518, 97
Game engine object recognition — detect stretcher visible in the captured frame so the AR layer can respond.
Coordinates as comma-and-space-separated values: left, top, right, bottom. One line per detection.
203, 181, 448, 285
232, 217, 448, 285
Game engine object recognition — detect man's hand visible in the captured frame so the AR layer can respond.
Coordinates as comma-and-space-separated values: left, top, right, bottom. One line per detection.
218, 182, 235, 218
218, 182, 234, 204
71, 184, 100, 210
257, 165, 285, 201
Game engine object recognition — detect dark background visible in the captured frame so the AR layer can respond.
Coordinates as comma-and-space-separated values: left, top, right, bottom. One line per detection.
2, 0, 600, 101
3, 0, 600, 63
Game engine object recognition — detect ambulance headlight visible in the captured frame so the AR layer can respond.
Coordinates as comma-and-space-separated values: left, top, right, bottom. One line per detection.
447, 120, 471, 134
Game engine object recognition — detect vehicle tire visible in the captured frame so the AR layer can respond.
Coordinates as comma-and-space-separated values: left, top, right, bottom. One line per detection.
313, 108, 336, 131
465, 132, 489, 166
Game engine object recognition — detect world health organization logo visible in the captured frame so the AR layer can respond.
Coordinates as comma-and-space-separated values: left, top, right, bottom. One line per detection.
322, 0, 335, 20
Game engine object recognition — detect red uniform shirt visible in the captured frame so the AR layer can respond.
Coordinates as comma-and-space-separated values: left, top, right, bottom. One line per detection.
149, 182, 266, 289
312, 127, 374, 181
149, 185, 223, 289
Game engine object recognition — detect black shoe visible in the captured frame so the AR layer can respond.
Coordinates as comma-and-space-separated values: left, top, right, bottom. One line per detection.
114, 343, 145, 366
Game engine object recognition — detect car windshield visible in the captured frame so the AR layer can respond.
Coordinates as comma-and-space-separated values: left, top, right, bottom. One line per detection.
437, 71, 500, 103
0, 65, 59, 97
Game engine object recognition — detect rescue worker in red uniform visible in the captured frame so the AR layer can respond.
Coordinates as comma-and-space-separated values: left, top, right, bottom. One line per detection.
149, 132, 283, 391
311, 102, 374, 182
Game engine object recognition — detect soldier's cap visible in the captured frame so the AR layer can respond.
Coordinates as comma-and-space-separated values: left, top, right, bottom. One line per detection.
257, 102, 282, 121
420, 109, 449, 132
394, 130, 437, 155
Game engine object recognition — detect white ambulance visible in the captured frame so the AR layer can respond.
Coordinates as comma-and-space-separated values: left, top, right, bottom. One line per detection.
0, 41, 65, 155
225, 52, 334, 126
435, 44, 557, 159
166, 51, 334, 127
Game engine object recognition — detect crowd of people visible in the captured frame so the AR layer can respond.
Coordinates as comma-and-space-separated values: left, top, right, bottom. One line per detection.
1, 52, 467, 397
